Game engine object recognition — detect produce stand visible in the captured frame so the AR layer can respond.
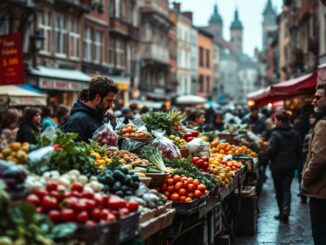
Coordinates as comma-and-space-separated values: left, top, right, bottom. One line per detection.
0, 110, 262, 245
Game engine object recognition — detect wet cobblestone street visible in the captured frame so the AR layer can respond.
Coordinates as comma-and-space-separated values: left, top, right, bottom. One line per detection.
233, 171, 313, 245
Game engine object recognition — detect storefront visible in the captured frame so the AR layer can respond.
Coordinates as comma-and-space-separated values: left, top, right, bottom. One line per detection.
28, 66, 92, 107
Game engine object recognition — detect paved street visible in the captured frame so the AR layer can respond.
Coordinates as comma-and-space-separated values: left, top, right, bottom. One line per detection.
233, 170, 313, 245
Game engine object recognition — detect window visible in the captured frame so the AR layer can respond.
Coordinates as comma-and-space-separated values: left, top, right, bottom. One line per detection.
199, 47, 204, 67
116, 39, 126, 67
199, 75, 204, 93
206, 49, 210, 68
120, 0, 126, 20
94, 31, 103, 63
206, 76, 210, 93
83, 27, 92, 62
109, 0, 115, 16
55, 14, 67, 56
69, 18, 80, 59
39, 11, 52, 53
109, 38, 115, 65
115, 0, 120, 17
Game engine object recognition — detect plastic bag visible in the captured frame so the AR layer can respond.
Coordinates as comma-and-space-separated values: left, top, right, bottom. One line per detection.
121, 137, 145, 152
27, 146, 54, 175
92, 122, 118, 147
152, 130, 181, 159
117, 118, 150, 140
186, 138, 210, 158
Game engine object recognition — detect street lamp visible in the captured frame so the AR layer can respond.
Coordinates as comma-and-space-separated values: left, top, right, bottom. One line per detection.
31, 30, 44, 69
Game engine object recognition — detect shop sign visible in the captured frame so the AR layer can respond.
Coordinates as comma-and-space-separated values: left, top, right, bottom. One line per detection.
39, 78, 87, 91
0, 32, 24, 85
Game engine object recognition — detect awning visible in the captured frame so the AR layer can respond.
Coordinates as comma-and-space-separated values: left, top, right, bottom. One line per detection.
176, 95, 207, 104
247, 72, 317, 107
0, 84, 47, 106
30, 66, 92, 82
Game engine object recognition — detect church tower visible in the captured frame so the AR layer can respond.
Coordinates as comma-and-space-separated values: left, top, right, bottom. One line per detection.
262, 0, 277, 51
230, 9, 243, 54
208, 2, 223, 38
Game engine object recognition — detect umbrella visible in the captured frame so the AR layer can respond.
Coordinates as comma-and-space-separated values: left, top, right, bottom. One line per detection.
176, 95, 207, 105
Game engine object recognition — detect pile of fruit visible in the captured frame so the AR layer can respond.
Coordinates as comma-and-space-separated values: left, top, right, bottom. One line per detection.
182, 130, 200, 142
158, 175, 207, 203
210, 140, 257, 158
191, 157, 209, 172
107, 150, 149, 166
168, 135, 187, 149
25, 182, 138, 224
233, 145, 257, 157
91, 151, 112, 170
0, 142, 29, 164
94, 127, 117, 147
118, 124, 149, 139
97, 166, 140, 197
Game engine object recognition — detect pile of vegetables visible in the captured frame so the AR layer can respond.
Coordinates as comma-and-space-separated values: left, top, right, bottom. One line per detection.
0, 160, 27, 193
108, 150, 149, 166
140, 112, 176, 136
0, 181, 76, 245
97, 158, 140, 197
165, 158, 218, 191
140, 145, 168, 172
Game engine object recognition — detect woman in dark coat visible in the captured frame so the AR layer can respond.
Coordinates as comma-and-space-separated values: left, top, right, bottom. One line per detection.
268, 110, 302, 223
208, 111, 225, 132
16, 107, 42, 144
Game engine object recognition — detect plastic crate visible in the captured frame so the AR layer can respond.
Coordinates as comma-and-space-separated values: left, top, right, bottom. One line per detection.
73, 222, 113, 245
173, 194, 208, 214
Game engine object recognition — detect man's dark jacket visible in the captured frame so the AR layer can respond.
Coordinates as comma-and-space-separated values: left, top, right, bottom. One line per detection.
267, 123, 302, 170
62, 100, 104, 142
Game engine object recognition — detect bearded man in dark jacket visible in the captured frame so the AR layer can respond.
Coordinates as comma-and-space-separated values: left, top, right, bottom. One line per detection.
63, 77, 119, 142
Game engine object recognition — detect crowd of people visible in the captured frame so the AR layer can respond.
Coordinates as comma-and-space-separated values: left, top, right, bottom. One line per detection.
0, 77, 325, 244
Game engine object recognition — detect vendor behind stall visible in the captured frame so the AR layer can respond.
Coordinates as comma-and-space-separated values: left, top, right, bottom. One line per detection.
63, 76, 119, 142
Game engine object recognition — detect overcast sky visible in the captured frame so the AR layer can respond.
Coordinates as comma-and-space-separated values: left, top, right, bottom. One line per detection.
171, 0, 283, 57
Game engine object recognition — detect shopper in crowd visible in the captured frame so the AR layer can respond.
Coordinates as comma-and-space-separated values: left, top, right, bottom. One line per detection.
16, 107, 42, 144
267, 110, 302, 223
121, 107, 133, 124
0, 108, 22, 145
208, 111, 224, 132
242, 106, 266, 135
63, 76, 119, 142
129, 103, 141, 119
55, 104, 70, 130
302, 83, 326, 245
41, 106, 56, 131
187, 110, 206, 131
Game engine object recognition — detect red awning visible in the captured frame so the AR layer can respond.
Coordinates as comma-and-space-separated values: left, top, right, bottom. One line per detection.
247, 72, 317, 107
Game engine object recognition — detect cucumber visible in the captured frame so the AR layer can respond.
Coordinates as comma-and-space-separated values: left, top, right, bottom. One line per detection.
113, 170, 125, 182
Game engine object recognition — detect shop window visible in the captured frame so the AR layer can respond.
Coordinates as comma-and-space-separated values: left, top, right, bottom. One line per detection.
55, 14, 67, 57
94, 30, 103, 64
199, 75, 204, 93
206, 49, 210, 68
116, 39, 126, 68
39, 11, 52, 54
83, 27, 92, 62
69, 18, 80, 59
199, 47, 204, 67
206, 76, 210, 93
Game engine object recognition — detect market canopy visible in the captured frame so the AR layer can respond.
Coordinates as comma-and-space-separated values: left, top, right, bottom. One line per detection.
0, 84, 47, 106
176, 95, 207, 104
247, 72, 317, 107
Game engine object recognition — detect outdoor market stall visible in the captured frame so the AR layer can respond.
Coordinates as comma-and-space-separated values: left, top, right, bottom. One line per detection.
0, 110, 261, 245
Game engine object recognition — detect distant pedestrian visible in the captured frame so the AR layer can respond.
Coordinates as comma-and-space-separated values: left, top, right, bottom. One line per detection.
16, 107, 41, 144
267, 110, 302, 223
55, 104, 70, 130
302, 83, 326, 245
0, 108, 22, 145
242, 106, 266, 134
41, 106, 56, 131
187, 109, 206, 131
208, 111, 224, 132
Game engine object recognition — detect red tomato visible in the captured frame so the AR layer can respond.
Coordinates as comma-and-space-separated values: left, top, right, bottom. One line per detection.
193, 179, 200, 187
178, 188, 187, 196
196, 159, 204, 166
61, 197, 78, 210
46, 182, 58, 192
186, 136, 193, 142
101, 209, 109, 219
85, 220, 96, 226
91, 208, 102, 221
162, 183, 168, 190
85, 200, 96, 212
76, 211, 88, 224
60, 209, 75, 222
164, 191, 170, 198
107, 212, 117, 222
41, 196, 58, 210
187, 193, 194, 198
167, 185, 175, 193
201, 162, 209, 170
71, 183, 84, 193
74, 199, 88, 212
173, 175, 182, 184
49, 191, 61, 200
48, 210, 61, 222
81, 192, 94, 199
185, 197, 193, 202
126, 202, 139, 212
197, 184, 207, 193
179, 196, 186, 202
192, 157, 200, 164
193, 190, 203, 199
34, 189, 48, 200
107, 196, 127, 210
101, 194, 109, 207
187, 184, 195, 193
170, 193, 180, 202
175, 182, 183, 191
184, 132, 193, 138
119, 208, 130, 217
192, 130, 200, 137
26, 194, 40, 206
166, 179, 174, 185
